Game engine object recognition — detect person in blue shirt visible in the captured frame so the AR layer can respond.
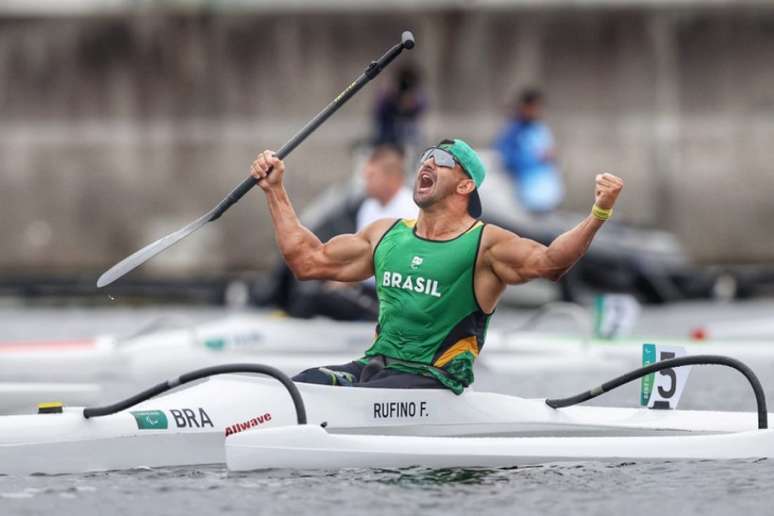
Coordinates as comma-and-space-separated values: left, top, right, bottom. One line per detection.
495, 88, 564, 214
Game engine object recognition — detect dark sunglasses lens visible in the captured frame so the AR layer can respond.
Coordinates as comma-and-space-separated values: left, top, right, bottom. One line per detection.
433, 150, 455, 168
421, 148, 455, 168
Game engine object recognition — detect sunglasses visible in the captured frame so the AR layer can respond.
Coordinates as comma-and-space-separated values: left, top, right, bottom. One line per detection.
419, 147, 458, 169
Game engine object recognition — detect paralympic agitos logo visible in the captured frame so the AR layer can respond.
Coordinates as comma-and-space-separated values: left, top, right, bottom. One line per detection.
131, 410, 168, 430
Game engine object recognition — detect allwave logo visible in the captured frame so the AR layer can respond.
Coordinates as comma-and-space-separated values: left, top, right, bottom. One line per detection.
225, 413, 273, 437
382, 271, 442, 298
410, 256, 424, 270
131, 410, 168, 430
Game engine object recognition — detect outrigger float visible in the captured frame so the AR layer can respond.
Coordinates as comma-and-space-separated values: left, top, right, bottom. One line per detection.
0, 354, 771, 475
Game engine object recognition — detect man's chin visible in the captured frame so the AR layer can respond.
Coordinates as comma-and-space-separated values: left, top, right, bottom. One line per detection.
413, 192, 432, 208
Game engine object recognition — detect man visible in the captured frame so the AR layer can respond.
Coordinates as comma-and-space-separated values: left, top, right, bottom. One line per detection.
495, 88, 564, 214
356, 144, 417, 232
372, 65, 427, 150
250, 139, 623, 393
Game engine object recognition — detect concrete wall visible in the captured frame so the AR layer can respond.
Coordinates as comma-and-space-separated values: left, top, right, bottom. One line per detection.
1, 7, 773, 277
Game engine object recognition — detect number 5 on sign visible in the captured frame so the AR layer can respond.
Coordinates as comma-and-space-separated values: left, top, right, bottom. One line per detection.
640, 343, 692, 409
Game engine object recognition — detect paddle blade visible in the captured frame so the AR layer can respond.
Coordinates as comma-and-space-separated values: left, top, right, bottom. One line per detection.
96, 211, 213, 288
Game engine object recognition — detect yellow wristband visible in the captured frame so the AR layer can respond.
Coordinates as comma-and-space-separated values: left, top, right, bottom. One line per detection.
591, 204, 613, 221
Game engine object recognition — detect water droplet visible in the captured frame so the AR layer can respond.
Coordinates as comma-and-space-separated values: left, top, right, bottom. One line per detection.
108, 294, 116, 301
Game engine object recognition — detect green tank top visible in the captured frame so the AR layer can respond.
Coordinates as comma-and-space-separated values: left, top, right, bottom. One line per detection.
363, 218, 492, 394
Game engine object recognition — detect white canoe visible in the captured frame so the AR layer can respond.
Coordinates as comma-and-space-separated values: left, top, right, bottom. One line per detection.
5, 310, 704, 384
484, 331, 774, 373
0, 313, 630, 411
6, 311, 774, 386
0, 374, 770, 475
0, 313, 373, 384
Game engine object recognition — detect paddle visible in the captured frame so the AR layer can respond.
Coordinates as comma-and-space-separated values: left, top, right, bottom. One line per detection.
97, 31, 416, 288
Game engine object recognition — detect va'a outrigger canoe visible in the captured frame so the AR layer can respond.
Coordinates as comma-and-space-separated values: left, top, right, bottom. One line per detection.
0, 356, 771, 475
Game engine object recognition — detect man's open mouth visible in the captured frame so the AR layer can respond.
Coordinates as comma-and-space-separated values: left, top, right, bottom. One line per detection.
418, 171, 435, 191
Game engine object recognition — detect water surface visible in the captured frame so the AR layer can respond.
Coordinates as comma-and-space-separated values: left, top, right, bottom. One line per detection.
2, 302, 773, 515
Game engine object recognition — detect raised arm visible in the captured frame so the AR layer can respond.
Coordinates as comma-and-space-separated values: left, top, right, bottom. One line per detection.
483, 173, 624, 284
251, 150, 390, 282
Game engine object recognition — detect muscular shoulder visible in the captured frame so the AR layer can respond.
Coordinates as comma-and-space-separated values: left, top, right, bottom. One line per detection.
361, 218, 401, 246
479, 224, 520, 254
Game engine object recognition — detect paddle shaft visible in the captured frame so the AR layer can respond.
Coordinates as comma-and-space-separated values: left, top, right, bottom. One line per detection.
209, 36, 411, 222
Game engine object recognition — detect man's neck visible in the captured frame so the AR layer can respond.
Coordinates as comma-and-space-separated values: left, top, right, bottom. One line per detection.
415, 208, 475, 240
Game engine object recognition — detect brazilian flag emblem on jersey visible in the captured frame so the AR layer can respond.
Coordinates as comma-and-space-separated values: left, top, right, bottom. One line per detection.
131, 410, 168, 430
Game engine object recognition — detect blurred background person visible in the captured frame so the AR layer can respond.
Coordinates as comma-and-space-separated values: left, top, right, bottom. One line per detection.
495, 88, 564, 215
356, 144, 416, 233
372, 65, 427, 153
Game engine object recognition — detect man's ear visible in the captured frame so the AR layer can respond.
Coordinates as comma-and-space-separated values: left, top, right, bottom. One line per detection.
457, 179, 475, 195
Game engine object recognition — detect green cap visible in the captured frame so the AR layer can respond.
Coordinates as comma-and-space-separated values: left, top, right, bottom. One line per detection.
439, 138, 486, 217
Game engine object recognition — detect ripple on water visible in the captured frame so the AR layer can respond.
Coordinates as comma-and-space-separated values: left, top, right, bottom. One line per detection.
0, 452, 773, 514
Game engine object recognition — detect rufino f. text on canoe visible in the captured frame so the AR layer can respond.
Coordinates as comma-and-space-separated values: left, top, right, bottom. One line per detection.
373, 401, 429, 419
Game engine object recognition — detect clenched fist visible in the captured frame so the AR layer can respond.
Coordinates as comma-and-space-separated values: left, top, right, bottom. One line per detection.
250, 150, 286, 192
594, 173, 624, 210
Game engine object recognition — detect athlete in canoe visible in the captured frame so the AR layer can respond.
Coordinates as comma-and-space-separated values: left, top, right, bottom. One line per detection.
250, 139, 623, 394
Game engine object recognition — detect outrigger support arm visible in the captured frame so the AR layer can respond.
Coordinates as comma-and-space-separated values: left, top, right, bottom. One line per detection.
83, 363, 307, 425
546, 354, 768, 430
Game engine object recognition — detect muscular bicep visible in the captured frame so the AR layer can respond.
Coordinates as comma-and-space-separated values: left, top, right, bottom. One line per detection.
312, 232, 374, 281
295, 219, 392, 282
485, 229, 561, 284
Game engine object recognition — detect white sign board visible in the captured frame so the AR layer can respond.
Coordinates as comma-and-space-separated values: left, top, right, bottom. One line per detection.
640, 343, 692, 409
